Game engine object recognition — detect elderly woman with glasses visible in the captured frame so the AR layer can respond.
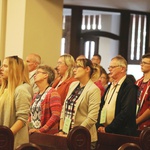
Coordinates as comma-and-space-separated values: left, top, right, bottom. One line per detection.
28, 64, 62, 135
56, 59, 101, 150
0, 56, 33, 149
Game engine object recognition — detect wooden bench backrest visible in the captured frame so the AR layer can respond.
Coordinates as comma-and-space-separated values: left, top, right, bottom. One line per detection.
139, 127, 150, 150
67, 126, 91, 150
29, 126, 150, 150
0, 125, 14, 150
96, 132, 140, 150
29, 126, 91, 150
96, 127, 150, 150
30, 132, 67, 150
118, 143, 142, 150
15, 143, 42, 150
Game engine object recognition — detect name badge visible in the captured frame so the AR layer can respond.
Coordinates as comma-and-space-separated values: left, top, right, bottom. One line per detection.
100, 108, 107, 124
63, 117, 71, 134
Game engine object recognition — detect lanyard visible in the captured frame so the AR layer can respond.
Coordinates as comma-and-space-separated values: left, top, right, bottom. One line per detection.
105, 84, 118, 104
138, 80, 150, 111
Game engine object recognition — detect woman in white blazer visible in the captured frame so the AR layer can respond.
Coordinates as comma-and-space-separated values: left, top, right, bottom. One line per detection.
56, 58, 101, 150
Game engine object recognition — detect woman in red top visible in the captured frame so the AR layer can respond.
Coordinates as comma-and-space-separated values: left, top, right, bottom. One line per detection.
29, 65, 62, 134
52, 54, 76, 105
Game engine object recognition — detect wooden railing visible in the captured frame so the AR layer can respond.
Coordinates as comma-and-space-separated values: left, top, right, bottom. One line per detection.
30, 127, 150, 150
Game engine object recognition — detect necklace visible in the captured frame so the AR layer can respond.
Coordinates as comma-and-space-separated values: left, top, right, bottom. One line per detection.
36, 85, 50, 99
105, 84, 118, 104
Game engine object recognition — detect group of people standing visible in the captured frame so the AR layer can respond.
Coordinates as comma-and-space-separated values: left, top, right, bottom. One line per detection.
0, 52, 150, 150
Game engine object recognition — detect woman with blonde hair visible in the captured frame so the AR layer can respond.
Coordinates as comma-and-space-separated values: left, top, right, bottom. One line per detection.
0, 56, 33, 149
56, 58, 100, 150
91, 64, 105, 96
52, 54, 76, 105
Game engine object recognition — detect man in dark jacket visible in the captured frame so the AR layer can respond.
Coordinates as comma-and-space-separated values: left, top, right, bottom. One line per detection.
97, 55, 138, 136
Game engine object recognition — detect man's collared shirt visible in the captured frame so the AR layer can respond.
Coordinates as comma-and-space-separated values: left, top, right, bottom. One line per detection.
103, 75, 126, 125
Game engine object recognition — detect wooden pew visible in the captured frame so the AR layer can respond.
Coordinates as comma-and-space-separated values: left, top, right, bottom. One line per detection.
139, 127, 150, 150
0, 125, 14, 150
29, 126, 91, 150
96, 132, 140, 150
67, 126, 91, 150
118, 143, 142, 150
29, 132, 67, 150
30, 126, 150, 150
16, 143, 42, 150
96, 127, 150, 150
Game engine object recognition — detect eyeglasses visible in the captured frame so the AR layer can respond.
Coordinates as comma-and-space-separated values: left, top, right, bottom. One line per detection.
140, 61, 150, 65
35, 71, 47, 75
108, 65, 120, 70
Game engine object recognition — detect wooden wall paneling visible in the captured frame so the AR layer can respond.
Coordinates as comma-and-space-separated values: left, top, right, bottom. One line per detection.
64, 16, 71, 53
119, 11, 130, 61
145, 14, 150, 53
69, 7, 82, 59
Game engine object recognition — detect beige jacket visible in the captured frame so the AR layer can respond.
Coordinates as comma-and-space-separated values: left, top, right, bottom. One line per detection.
61, 80, 101, 142
0, 83, 33, 149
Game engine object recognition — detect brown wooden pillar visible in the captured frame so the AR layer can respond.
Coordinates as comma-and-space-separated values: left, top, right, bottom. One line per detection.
69, 7, 82, 59
119, 11, 130, 60
145, 14, 150, 53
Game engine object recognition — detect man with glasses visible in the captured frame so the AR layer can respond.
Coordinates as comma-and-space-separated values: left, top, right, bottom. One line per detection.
97, 55, 137, 136
136, 53, 150, 130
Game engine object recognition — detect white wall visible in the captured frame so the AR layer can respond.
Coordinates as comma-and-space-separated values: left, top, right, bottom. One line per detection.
0, 0, 7, 62
2, 0, 63, 68
127, 65, 143, 80
5, 0, 26, 58
99, 14, 120, 72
